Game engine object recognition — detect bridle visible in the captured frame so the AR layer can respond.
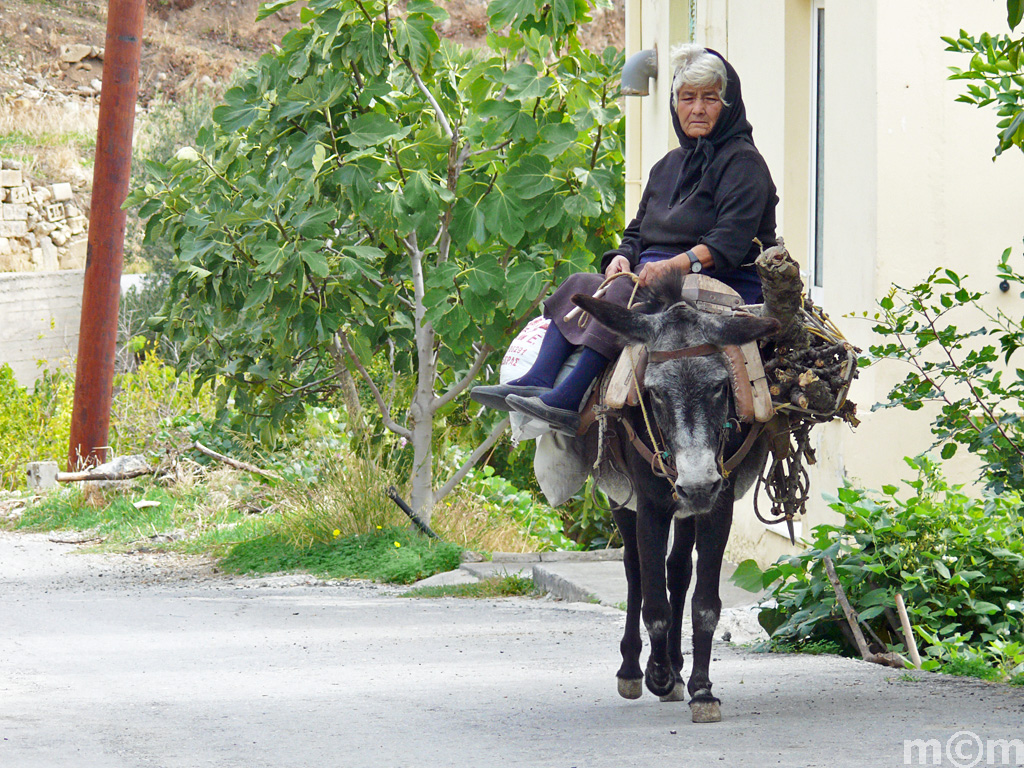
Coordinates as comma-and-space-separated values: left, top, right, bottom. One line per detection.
624, 339, 765, 484
579, 276, 766, 493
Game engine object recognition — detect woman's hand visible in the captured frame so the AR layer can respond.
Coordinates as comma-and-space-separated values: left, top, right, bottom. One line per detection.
604, 255, 631, 278
638, 253, 689, 288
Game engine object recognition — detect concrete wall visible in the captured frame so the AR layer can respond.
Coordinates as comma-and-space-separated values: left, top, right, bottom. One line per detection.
0, 270, 84, 386
624, 0, 1024, 565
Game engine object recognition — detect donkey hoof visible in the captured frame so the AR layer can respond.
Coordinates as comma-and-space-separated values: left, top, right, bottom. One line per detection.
617, 677, 643, 700
689, 698, 722, 723
659, 682, 687, 702
644, 671, 676, 698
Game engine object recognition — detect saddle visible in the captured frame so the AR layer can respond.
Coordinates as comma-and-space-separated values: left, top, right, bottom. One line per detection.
577, 274, 776, 437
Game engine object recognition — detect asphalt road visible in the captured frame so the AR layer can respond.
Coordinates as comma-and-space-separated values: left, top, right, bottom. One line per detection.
2, 531, 1022, 768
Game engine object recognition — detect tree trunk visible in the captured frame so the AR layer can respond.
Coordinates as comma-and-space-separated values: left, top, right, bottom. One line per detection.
327, 336, 365, 436
408, 235, 436, 523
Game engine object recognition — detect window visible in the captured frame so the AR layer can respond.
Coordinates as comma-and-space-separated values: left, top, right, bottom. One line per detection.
809, 1, 825, 298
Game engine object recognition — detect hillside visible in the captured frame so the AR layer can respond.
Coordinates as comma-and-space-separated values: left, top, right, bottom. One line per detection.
0, 0, 623, 272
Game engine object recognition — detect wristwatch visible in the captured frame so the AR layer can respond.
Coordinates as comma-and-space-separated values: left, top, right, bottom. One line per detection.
685, 249, 702, 273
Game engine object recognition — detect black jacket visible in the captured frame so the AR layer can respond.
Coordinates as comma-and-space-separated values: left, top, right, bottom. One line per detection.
601, 50, 778, 276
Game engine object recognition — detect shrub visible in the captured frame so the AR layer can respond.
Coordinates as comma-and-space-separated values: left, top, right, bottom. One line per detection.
0, 357, 214, 490
0, 364, 74, 490
742, 455, 1024, 679
869, 255, 1024, 493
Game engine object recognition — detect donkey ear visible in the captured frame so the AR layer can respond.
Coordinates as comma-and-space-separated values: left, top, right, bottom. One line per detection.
702, 313, 781, 347
571, 294, 658, 345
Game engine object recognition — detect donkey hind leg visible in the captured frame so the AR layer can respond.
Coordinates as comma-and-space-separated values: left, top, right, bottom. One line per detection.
687, 497, 734, 723
612, 508, 644, 699
659, 516, 696, 702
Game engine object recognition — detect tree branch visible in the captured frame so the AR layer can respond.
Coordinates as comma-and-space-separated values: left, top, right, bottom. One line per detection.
433, 343, 494, 412
434, 416, 510, 502
823, 556, 906, 669
335, 330, 412, 440
513, 279, 553, 327
406, 62, 454, 140
922, 308, 1024, 463
193, 441, 282, 482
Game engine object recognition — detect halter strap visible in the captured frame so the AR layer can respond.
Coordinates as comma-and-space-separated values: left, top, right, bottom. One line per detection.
647, 344, 719, 364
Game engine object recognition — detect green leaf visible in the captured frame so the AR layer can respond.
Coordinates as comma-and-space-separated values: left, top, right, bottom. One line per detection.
505, 154, 554, 199
256, 0, 298, 22
537, 122, 579, 158
302, 248, 330, 278
465, 259, 504, 295
242, 279, 274, 311
312, 143, 329, 173
392, 15, 440, 71
730, 559, 767, 592
481, 186, 526, 244
1009, 0, 1023, 30
344, 113, 412, 148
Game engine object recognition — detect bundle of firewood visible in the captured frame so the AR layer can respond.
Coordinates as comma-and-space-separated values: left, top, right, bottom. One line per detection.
755, 243, 859, 426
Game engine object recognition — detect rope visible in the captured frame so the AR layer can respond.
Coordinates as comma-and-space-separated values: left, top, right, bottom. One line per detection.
574, 271, 641, 329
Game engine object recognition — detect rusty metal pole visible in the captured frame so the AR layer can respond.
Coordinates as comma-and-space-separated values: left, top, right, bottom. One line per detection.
67, 0, 145, 470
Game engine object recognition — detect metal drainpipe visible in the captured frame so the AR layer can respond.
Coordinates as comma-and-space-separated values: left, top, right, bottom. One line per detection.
67, 0, 146, 469
620, 48, 658, 96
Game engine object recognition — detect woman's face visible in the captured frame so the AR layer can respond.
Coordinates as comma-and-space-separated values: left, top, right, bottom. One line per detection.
676, 85, 724, 139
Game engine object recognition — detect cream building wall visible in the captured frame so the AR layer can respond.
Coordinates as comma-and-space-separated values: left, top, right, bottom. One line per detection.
625, 0, 1024, 565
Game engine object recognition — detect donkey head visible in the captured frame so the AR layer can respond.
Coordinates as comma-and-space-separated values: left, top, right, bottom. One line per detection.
573, 285, 778, 516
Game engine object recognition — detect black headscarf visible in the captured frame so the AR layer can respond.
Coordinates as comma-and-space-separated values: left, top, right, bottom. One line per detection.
669, 49, 755, 205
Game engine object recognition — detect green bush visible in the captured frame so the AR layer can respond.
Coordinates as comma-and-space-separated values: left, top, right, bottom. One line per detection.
0, 356, 215, 489
0, 364, 74, 489
869, 255, 1024, 493
742, 455, 1024, 680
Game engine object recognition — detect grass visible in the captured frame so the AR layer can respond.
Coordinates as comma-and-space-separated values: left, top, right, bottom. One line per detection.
767, 638, 844, 656
402, 574, 536, 599
15, 474, 279, 555
942, 655, 1004, 682
13, 476, 467, 584
0, 98, 97, 183
272, 440, 542, 554
5, 368, 549, 587
7, 427, 550, 587
219, 526, 463, 584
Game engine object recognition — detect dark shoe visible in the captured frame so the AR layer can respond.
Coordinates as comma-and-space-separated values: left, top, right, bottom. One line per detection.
470, 383, 552, 412
505, 394, 581, 435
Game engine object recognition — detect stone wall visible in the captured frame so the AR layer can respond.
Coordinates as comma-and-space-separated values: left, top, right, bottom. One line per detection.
0, 270, 85, 386
0, 160, 88, 273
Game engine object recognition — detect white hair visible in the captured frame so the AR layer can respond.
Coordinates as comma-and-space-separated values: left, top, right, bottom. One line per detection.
670, 44, 729, 107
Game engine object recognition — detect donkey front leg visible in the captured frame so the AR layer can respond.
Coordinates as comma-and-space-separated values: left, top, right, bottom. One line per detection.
612, 508, 644, 699
637, 506, 675, 697
659, 516, 696, 702
687, 498, 734, 722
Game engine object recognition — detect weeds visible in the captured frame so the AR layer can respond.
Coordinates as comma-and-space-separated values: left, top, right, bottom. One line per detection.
0, 358, 213, 490
402, 574, 535, 599
768, 638, 844, 656
220, 526, 463, 584
741, 456, 1024, 683
0, 98, 97, 182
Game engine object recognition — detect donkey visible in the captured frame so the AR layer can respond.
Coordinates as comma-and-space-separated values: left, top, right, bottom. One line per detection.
571, 277, 779, 723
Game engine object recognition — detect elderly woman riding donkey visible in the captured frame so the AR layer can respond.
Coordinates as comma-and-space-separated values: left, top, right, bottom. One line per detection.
472, 44, 781, 722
